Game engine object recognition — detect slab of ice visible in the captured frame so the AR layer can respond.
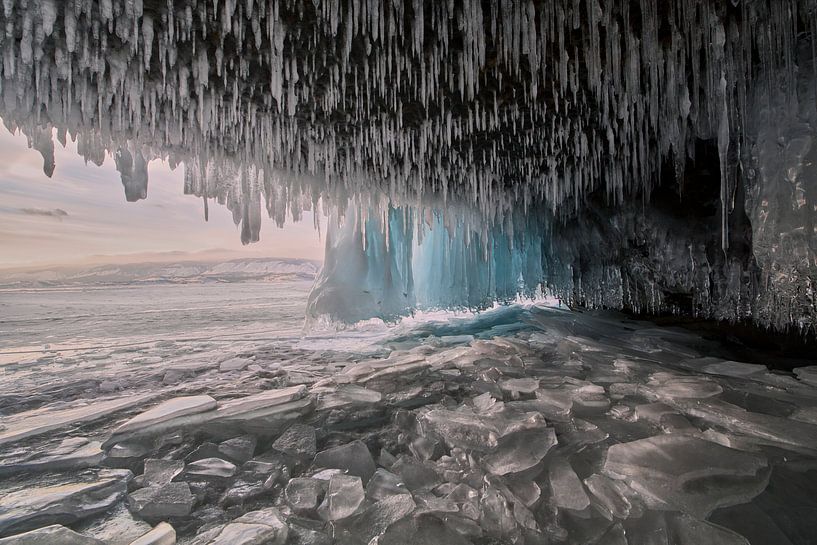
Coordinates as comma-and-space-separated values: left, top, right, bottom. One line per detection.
701, 360, 768, 378
409, 436, 444, 461
645, 373, 723, 401
0, 394, 155, 446
531, 388, 574, 420
377, 513, 473, 545
352, 360, 432, 385
478, 487, 519, 540
634, 403, 677, 424
790, 407, 817, 426
217, 436, 257, 464
212, 386, 308, 419
316, 385, 383, 410
444, 483, 480, 514
548, 457, 590, 511
0, 469, 132, 536
184, 443, 221, 463
366, 468, 409, 501
482, 427, 557, 475
72, 503, 153, 545
219, 357, 252, 373
284, 478, 325, 514
390, 456, 441, 491
341, 354, 428, 381
0, 438, 104, 476
472, 392, 501, 413
208, 387, 314, 433
596, 524, 627, 545
184, 458, 237, 481
317, 475, 365, 521
127, 522, 176, 545
218, 478, 269, 509
142, 459, 184, 487
583, 474, 636, 521
190, 508, 287, 545
504, 477, 541, 508
499, 378, 540, 395
675, 398, 817, 452
0, 525, 105, 545
286, 523, 332, 545
671, 513, 751, 545
313, 440, 376, 483
420, 407, 546, 451
603, 435, 769, 518
127, 483, 195, 520
334, 494, 416, 544
413, 493, 459, 516
795, 366, 817, 387
106, 441, 154, 467
272, 424, 317, 460
106, 396, 217, 446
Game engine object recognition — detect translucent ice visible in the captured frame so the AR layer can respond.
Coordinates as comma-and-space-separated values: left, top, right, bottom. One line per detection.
419, 406, 547, 451
603, 435, 769, 518
548, 457, 590, 511
481, 427, 557, 476
313, 440, 376, 483
317, 474, 365, 521
284, 478, 325, 514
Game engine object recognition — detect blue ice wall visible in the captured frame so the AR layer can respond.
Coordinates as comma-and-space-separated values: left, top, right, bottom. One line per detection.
306, 206, 416, 323
307, 205, 552, 323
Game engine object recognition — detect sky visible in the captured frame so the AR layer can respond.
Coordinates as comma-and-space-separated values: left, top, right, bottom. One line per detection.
0, 127, 324, 269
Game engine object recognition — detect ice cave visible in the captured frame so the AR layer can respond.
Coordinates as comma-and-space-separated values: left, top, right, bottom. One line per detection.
1, 0, 817, 544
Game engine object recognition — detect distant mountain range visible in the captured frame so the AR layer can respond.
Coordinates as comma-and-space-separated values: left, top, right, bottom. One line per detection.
0, 257, 322, 288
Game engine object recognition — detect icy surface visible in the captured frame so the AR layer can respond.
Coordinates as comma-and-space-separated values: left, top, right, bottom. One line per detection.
603, 435, 770, 518
0, 525, 106, 545
0, 469, 132, 536
1, 280, 817, 543
127, 522, 176, 545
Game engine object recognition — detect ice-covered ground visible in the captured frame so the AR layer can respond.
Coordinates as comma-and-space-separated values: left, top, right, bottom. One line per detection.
1, 281, 816, 544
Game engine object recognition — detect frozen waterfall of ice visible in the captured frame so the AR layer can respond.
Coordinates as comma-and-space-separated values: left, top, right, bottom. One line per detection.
306, 205, 550, 323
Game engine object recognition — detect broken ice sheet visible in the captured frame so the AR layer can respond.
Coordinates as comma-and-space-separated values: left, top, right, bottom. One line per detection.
334, 494, 416, 545
481, 427, 557, 476
674, 398, 817, 453
419, 406, 547, 451
366, 468, 409, 501
645, 372, 724, 401
603, 435, 770, 518
583, 473, 636, 521
548, 456, 590, 511
313, 440, 376, 483
317, 474, 365, 521
284, 478, 325, 514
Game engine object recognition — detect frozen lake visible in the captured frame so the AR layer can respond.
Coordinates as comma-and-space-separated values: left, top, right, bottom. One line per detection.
0, 281, 313, 355
1, 280, 816, 544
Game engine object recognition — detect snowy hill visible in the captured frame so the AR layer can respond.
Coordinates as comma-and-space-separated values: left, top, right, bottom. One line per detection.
0, 257, 321, 288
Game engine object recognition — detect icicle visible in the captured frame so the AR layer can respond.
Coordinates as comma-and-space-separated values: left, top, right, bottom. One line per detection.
0, 0, 813, 327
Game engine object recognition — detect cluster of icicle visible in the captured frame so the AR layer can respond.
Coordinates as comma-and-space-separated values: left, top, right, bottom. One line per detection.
0, 0, 812, 235
0, 0, 815, 327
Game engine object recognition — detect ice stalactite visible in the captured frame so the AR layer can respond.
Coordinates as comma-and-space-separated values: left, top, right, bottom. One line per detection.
2, 0, 808, 222
0, 0, 815, 329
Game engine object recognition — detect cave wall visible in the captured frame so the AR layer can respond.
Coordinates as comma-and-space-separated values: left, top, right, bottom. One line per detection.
547, 40, 817, 333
